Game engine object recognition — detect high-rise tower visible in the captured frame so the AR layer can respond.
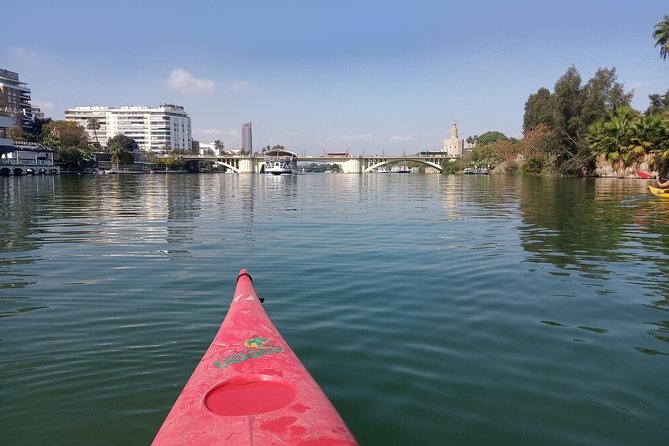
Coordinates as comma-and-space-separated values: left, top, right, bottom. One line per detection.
242, 122, 252, 154
0, 68, 33, 133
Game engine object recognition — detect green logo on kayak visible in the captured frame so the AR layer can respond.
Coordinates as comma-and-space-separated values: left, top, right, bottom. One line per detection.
214, 337, 283, 368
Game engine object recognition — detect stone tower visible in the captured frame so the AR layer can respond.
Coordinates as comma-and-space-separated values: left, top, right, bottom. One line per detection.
442, 120, 464, 157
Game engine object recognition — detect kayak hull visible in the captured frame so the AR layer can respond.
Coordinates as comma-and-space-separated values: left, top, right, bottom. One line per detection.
648, 185, 669, 198
152, 269, 358, 445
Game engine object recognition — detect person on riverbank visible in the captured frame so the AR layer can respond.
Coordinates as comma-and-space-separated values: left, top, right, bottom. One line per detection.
656, 177, 669, 188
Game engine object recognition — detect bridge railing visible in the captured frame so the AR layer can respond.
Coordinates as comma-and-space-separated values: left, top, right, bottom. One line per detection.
0, 159, 53, 166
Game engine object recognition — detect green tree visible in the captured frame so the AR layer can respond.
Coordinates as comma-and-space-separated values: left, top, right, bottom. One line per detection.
106, 133, 139, 152
654, 14, 669, 60
477, 131, 508, 146
551, 66, 584, 162
164, 153, 186, 170
634, 114, 669, 160
440, 159, 459, 175
42, 120, 93, 167
213, 139, 224, 154
580, 67, 632, 125
26, 117, 52, 142
43, 120, 90, 150
105, 134, 139, 172
544, 66, 631, 174
588, 105, 669, 175
460, 131, 509, 170
8, 125, 24, 140
109, 141, 135, 170
523, 87, 554, 133
56, 146, 84, 170
86, 117, 101, 148
520, 124, 560, 175
645, 90, 669, 116
41, 133, 59, 150
587, 106, 641, 165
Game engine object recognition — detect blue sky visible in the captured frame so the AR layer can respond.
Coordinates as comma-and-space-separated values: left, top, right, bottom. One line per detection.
3, 0, 667, 155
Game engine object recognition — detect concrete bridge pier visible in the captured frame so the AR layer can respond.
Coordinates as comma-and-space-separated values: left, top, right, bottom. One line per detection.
339, 157, 363, 174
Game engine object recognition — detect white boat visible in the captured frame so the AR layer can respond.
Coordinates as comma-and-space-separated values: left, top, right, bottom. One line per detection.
463, 167, 490, 175
376, 167, 390, 173
264, 149, 298, 175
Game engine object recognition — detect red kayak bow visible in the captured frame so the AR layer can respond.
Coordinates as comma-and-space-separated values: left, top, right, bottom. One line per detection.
152, 269, 358, 445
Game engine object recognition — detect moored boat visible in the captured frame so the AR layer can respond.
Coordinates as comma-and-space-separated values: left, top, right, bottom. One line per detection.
264, 149, 297, 175
463, 167, 490, 175
392, 165, 411, 173
152, 269, 358, 445
647, 184, 669, 198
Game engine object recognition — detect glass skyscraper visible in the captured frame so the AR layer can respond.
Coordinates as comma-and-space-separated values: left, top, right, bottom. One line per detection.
242, 122, 252, 154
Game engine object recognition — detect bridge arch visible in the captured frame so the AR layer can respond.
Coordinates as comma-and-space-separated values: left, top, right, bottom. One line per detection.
363, 158, 444, 173
213, 161, 241, 173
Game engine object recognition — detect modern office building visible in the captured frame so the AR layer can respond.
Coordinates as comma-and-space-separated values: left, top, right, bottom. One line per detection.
442, 121, 465, 157
64, 103, 192, 153
0, 68, 33, 133
242, 122, 252, 154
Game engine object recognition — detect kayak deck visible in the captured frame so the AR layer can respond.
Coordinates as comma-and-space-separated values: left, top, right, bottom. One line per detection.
152, 269, 358, 445
648, 184, 669, 198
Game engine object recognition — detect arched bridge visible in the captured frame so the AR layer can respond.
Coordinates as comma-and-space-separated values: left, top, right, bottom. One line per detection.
181, 154, 457, 174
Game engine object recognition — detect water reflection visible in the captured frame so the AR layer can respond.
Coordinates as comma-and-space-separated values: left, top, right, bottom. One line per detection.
2, 173, 668, 445
514, 177, 669, 356
517, 178, 668, 279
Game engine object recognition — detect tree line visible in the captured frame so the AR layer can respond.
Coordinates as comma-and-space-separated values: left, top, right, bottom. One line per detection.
15, 118, 189, 171
453, 14, 669, 176
11, 15, 668, 176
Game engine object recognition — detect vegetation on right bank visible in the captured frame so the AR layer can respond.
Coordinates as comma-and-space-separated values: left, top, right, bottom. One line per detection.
451, 15, 669, 177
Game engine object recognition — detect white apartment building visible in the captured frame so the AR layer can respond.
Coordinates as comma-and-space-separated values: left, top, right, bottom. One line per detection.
64, 103, 192, 153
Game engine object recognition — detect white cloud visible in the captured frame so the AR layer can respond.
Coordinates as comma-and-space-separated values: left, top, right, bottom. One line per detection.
193, 128, 238, 142
390, 135, 413, 142
230, 81, 249, 93
166, 69, 215, 94
10, 47, 40, 60
31, 99, 56, 112
336, 134, 378, 143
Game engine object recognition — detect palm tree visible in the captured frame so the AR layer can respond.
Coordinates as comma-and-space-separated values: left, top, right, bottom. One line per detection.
213, 139, 224, 155
86, 117, 101, 148
109, 142, 133, 171
654, 15, 669, 60
110, 142, 122, 171
587, 107, 640, 165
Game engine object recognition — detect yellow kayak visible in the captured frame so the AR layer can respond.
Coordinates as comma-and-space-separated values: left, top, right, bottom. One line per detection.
647, 185, 669, 198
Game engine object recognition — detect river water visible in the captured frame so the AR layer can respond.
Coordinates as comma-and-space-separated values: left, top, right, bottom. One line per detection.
1, 173, 667, 445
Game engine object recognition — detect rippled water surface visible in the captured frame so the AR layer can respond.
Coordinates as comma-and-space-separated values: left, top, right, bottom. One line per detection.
1, 174, 668, 445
